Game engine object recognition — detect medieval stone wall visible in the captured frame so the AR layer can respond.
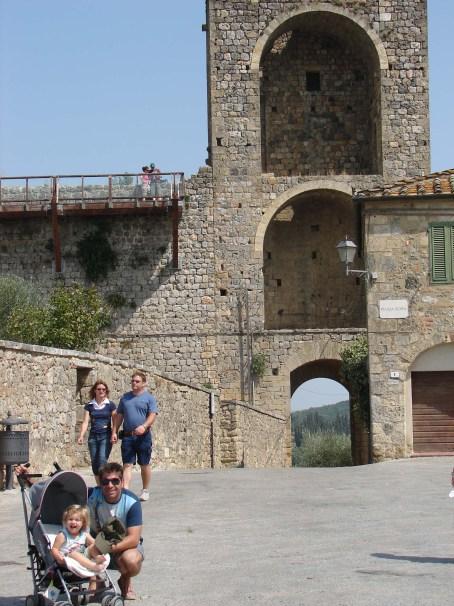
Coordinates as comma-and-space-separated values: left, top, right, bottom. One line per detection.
0, 340, 289, 478
0, 341, 219, 474
220, 401, 288, 467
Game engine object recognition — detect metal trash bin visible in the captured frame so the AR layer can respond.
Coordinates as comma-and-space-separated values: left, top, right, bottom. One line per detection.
0, 411, 29, 490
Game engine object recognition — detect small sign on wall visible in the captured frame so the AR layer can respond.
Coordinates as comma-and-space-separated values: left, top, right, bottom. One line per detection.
379, 299, 409, 319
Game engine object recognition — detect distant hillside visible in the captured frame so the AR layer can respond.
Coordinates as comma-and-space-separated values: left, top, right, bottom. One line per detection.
291, 400, 350, 448
293, 400, 349, 423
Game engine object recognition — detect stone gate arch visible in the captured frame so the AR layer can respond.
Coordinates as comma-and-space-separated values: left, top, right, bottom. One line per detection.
288, 354, 368, 465
290, 358, 344, 397
250, 4, 389, 73
255, 182, 366, 330
250, 4, 388, 177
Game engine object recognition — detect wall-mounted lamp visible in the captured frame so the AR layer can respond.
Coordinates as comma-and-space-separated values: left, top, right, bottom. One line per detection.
336, 237, 377, 282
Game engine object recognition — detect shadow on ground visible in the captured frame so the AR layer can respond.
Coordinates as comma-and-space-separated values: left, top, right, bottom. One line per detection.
372, 552, 454, 565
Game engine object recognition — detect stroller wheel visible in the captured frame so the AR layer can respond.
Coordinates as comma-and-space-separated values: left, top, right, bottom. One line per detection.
100, 591, 121, 606
106, 597, 124, 606
55, 602, 73, 606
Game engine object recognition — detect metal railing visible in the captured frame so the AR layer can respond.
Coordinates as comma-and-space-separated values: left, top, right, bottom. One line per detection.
0, 172, 185, 208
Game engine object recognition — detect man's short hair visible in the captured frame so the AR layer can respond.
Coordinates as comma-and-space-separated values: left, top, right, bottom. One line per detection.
132, 370, 147, 383
98, 462, 123, 480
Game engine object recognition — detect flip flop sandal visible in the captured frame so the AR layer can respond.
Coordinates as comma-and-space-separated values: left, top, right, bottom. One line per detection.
125, 588, 137, 600
118, 577, 137, 600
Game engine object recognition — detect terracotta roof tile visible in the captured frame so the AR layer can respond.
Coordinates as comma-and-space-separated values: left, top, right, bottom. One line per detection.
355, 169, 454, 200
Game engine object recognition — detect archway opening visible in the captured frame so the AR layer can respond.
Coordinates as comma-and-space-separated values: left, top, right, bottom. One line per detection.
290, 360, 352, 467
259, 11, 382, 176
263, 189, 366, 330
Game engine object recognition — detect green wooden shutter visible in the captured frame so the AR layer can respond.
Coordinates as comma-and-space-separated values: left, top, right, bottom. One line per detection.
450, 225, 454, 282
431, 225, 448, 282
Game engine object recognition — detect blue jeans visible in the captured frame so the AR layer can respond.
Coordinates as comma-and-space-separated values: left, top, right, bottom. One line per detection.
88, 432, 112, 476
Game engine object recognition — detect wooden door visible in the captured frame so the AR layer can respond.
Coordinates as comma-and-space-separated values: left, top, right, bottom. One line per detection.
412, 371, 454, 453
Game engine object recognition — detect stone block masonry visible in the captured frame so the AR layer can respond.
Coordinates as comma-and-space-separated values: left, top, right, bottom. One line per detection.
0, 340, 289, 481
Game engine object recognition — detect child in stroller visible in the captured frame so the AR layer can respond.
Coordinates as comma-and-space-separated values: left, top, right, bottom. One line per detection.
51, 504, 108, 590
17, 463, 124, 606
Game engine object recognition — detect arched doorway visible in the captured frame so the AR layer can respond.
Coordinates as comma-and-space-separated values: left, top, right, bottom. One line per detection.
410, 343, 454, 454
259, 10, 383, 176
290, 359, 366, 465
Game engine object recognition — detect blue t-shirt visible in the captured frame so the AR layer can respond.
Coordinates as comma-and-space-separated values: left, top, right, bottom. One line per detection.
87, 486, 142, 532
84, 400, 116, 435
117, 390, 158, 433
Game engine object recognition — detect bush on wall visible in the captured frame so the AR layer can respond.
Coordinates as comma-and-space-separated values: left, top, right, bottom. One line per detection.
76, 225, 118, 282
251, 352, 267, 379
5, 283, 111, 351
0, 275, 43, 339
340, 334, 370, 426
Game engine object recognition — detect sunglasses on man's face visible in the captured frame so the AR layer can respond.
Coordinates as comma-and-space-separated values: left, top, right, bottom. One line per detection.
101, 477, 121, 486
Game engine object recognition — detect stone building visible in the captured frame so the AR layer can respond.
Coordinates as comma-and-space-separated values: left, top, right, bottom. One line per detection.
0, 0, 436, 466
359, 170, 454, 460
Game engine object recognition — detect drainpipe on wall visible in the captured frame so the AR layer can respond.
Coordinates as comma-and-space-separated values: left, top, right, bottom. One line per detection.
209, 391, 215, 468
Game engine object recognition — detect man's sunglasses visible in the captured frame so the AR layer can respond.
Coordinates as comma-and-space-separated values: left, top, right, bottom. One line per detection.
101, 478, 121, 486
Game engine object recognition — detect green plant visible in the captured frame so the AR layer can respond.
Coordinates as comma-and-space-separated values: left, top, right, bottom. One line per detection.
202, 382, 214, 390
251, 352, 267, 379
45, 284, 111, 349
0, 275, 43, 339
5, 304, 50, 345
340, 335, 369, 426
106, 293, 127, 309
293, 431, 353, 467
5, 283, 111, 351
76, 226, 118, 282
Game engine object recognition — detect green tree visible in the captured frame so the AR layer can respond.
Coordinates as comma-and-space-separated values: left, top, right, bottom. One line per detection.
0, 275, 42, 338
6, 284, 111, 351
293, 431, 353, 467
45, 284, 111, 349
5, 304, 49, 345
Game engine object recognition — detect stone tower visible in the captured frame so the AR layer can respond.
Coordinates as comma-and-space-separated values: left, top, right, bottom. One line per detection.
202, 0, 430, 460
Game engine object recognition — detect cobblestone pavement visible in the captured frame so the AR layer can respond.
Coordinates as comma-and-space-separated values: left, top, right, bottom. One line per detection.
1, 457, 453, 605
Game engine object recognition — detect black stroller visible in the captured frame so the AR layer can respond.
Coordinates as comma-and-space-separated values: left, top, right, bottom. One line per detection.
19, 464, 123, 606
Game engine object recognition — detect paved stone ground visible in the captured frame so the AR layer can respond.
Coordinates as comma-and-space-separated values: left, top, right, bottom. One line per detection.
0, 457, 454, 605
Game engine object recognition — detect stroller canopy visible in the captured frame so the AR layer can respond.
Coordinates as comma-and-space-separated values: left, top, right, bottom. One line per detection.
29, 471, 88, 526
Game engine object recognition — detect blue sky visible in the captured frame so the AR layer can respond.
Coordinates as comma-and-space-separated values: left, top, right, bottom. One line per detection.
0, 1, 452, 410
0, 1, 452, 178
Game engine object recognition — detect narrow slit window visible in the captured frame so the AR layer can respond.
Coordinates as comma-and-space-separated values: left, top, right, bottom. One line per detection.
306, 71, 321, 92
